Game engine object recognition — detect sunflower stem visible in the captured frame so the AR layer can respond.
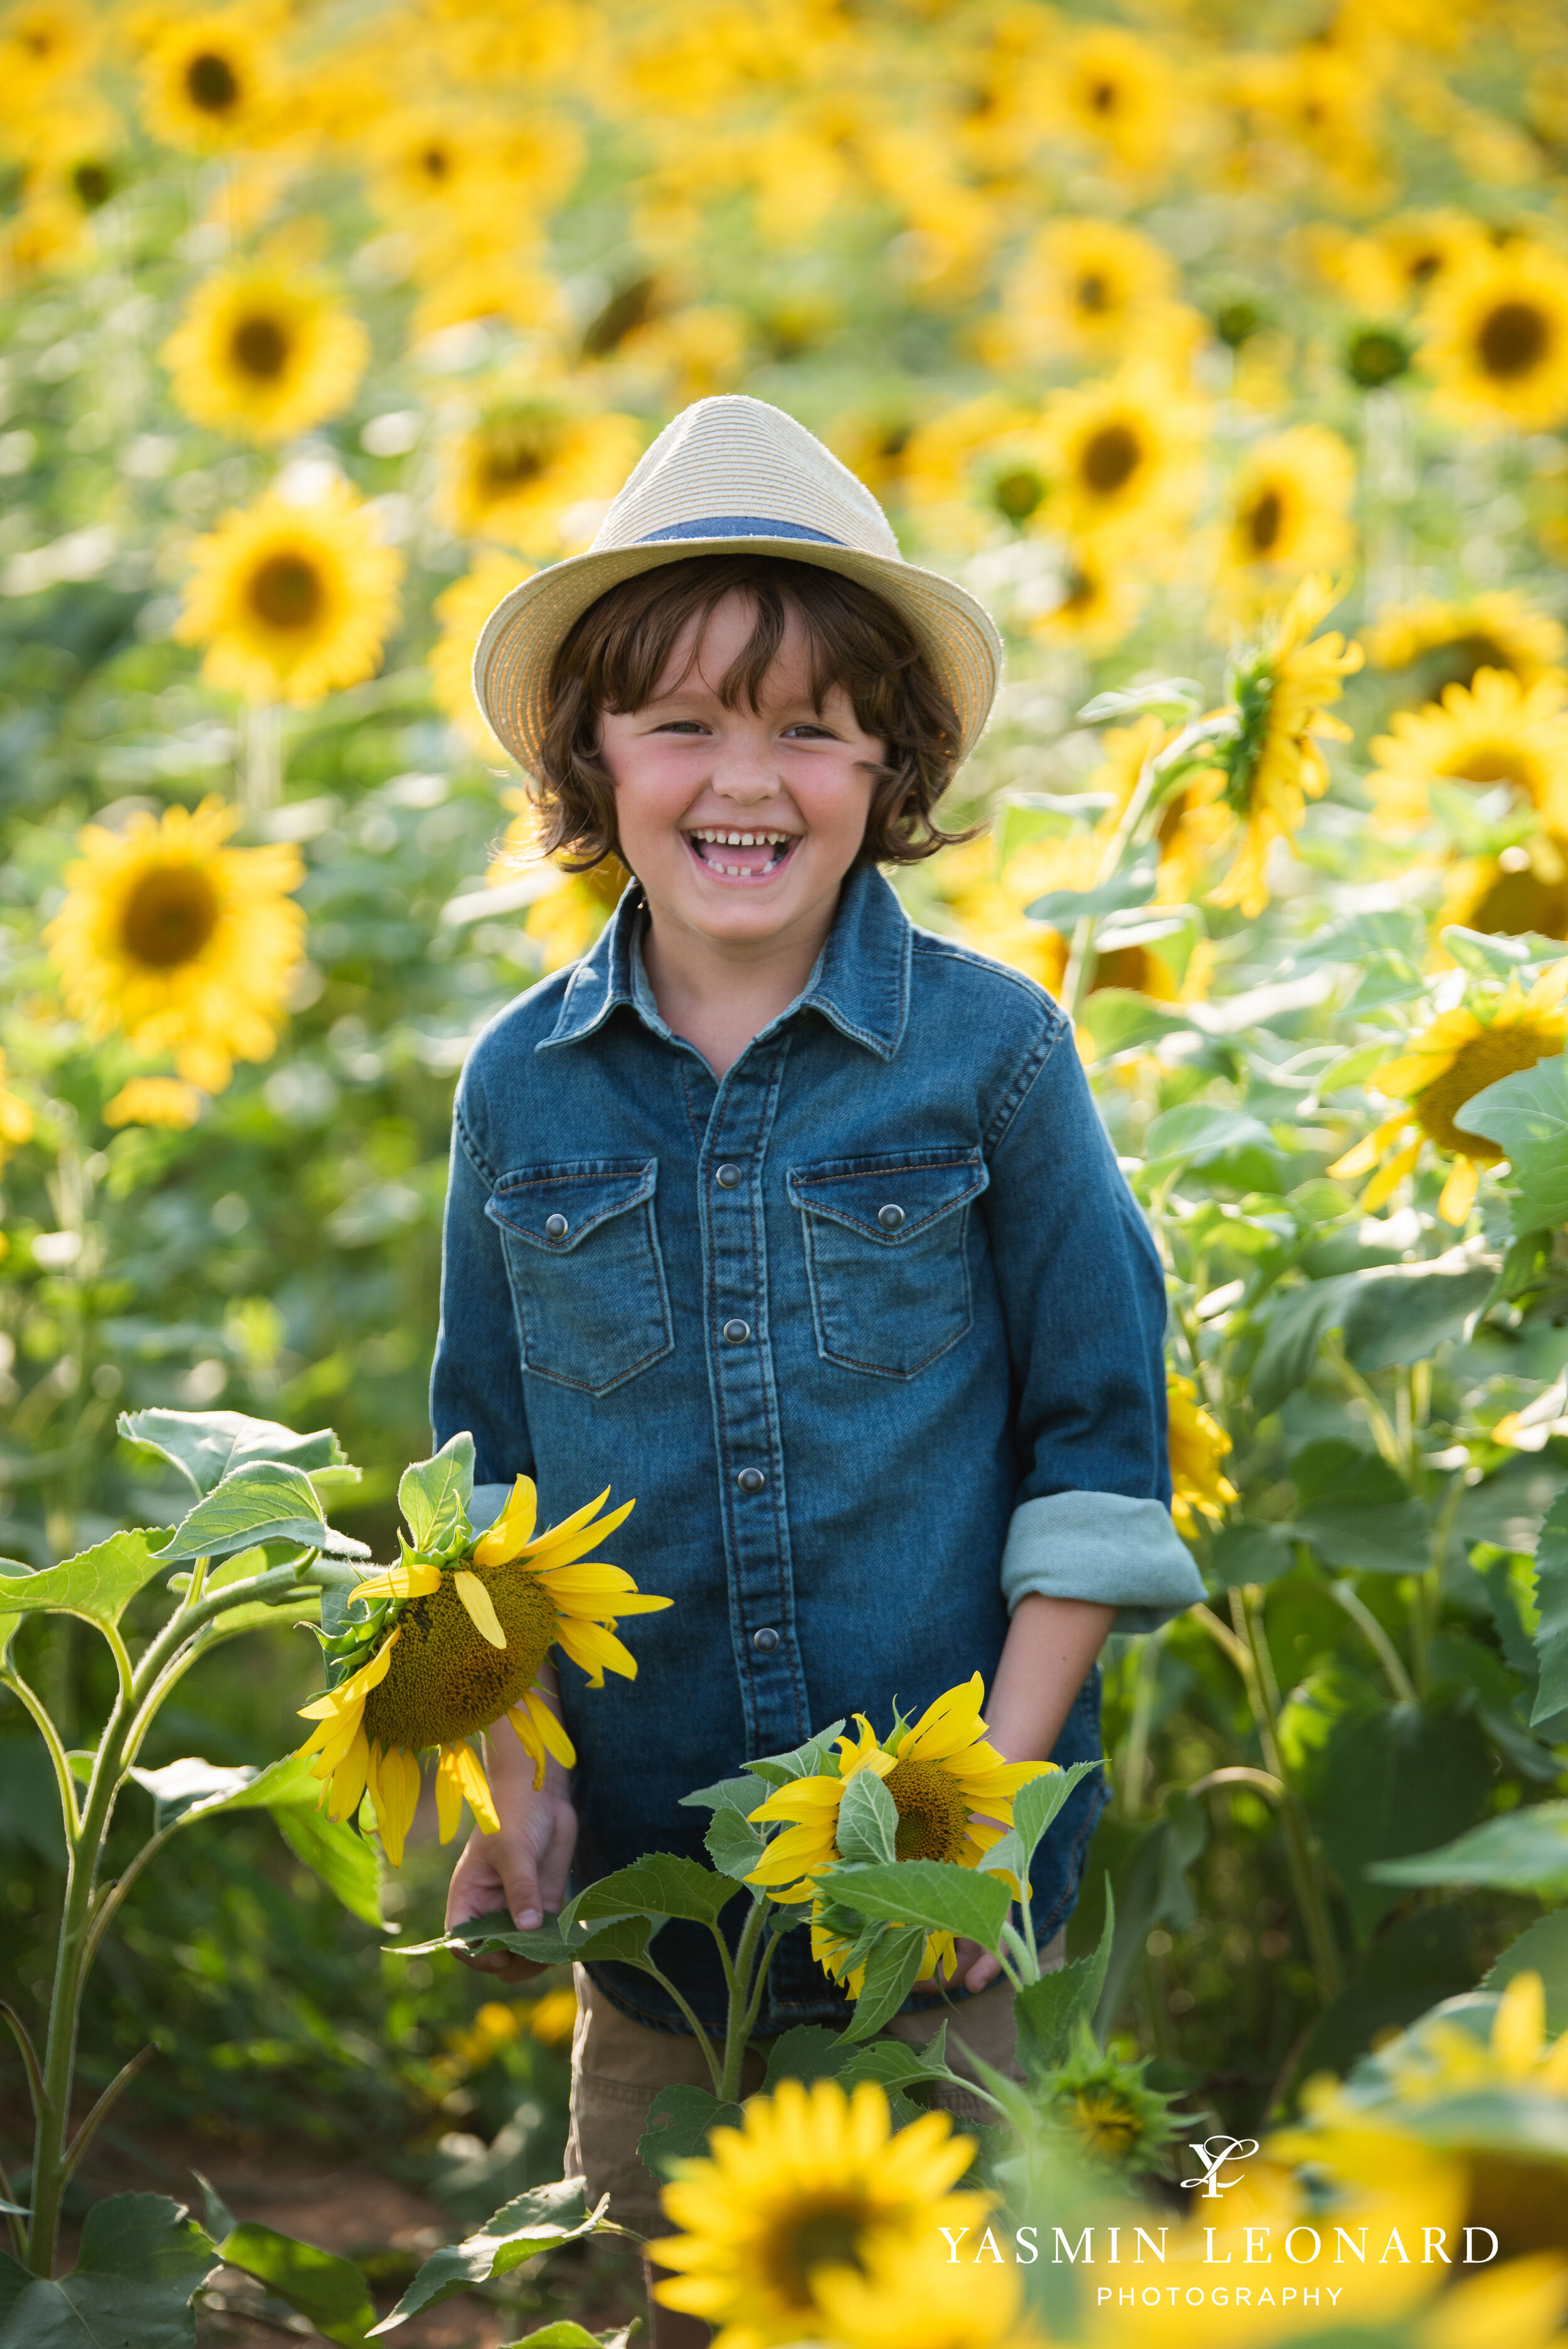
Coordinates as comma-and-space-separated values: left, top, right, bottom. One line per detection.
640, 1958, 724, 2097
719, 1895, 770, 2103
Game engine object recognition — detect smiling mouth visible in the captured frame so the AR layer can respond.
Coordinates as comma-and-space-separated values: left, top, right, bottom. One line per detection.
684, 827, 800, 880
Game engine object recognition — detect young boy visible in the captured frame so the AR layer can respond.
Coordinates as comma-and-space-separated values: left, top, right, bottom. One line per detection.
432, 396, 1202, 2283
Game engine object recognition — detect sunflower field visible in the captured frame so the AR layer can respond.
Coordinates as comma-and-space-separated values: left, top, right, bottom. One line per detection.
5, 0, 1568, 2342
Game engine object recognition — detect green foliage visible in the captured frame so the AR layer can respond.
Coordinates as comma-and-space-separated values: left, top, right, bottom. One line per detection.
373, 2180, 613, 2330
0, 2194, 214, 2348
1367, 1803, 1568, 1899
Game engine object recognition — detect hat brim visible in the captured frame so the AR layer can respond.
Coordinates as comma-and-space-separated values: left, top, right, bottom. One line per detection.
471, 534, 1003, 775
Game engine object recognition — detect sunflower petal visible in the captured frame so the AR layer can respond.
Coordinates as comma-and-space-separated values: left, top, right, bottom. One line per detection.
554, 1616, 638, 1686
507, 1703, 548, 1791
296, 1627, 398, 1717
471, 1473, 538, 1566
522, 1686, 576, 1768
453, 1569, 507, 1648
367, 1742, 421, 1868
524, 1495, 636, 1572
325, 1725, 370, 1823
1438, 1152, 1481, 1225
355, 1559, 441, 1604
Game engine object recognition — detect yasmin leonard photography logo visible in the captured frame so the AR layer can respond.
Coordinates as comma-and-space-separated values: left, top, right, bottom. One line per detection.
1180, 2136, 1260, 2198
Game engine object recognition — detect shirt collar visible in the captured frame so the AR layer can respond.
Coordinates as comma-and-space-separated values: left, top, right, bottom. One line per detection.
538, 863, 912, 1061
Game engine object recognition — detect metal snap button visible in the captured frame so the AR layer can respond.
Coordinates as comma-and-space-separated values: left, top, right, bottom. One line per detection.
736, 1466, 766, 1495
715, 1163, 743, 1189
877, 1203, 906, 1230
752, 1626, 780, 1654
723, 1318, 751, 1344
544, 1213, 569, 1238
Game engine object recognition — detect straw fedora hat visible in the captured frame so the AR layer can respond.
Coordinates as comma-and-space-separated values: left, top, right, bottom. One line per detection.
471, 394, 1002, 775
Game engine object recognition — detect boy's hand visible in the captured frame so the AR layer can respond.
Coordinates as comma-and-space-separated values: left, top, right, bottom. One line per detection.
445, 1688, 578, 1982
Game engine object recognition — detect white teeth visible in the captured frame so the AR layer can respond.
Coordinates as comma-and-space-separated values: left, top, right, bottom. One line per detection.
687, 829, 794, 847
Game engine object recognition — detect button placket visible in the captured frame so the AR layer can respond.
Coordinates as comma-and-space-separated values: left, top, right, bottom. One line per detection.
701, 1042, 803, 1748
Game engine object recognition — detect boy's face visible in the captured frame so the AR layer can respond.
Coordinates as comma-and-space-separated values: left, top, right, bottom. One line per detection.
598, 590, 884, 955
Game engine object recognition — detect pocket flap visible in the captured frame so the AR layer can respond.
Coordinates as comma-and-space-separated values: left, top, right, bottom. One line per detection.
788, 1149, 987, 1243
487, 1157, 657, 1251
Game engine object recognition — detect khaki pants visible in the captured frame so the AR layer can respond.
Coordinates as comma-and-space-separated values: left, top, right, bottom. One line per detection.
564, 1932, 1064, 2239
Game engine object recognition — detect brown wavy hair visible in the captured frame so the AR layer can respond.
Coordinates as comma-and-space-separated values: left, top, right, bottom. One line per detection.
524, 553, 972, 872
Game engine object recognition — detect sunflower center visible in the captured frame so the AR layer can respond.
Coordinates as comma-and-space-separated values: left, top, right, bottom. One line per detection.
1073, 2086, 1142, 2155
120, 864, 221, 969
1413, 1026, 1562, 1159
1437, 741, 1532, 791
1093, 944, 1155, 995
248, 553, 325, 631
479, 418, 564, 494
1077, 270, 1110, 314
1088, 78, 1118, 114
1060, 561, 1096, 614
766, 2198, 871, 2309
186, 50, 240, 114
72, 160, 111, 209
1407, 248, 1442, 285
1470, 851, 1568, 940
1430, 632, 1510, 691
1081, 422, 1139, 496
1478, 299, 1549, 381
418, 143, 453, 183
363, 1564, 558, 1752
1242, 487, 1284, 555
993, 465, 1046, 522
883, 1757, 973, 1863
231, 314, 290, 380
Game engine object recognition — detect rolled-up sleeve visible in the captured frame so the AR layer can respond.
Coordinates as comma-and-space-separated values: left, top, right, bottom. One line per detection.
984, 1014, 1204, 1634
430, 1069, 536, 1517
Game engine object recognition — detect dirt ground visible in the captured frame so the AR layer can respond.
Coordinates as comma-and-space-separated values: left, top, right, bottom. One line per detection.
76, 2125, 647, 2346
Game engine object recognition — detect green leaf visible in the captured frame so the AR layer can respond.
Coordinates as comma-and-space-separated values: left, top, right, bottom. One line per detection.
679, 1773, 761, 1815
1342, 1265, 1495, 1372
157, 1459, 370, 1562
369, 2180, 610, 2333
763, 2025, 857, 2089
1508, 1142, 1568, 1238
980, 1761, 1101, 1889
1017, 1885, 1115, 2076
215, 2222, 376, 2348
1366, 1801, 1568, 1898
569, 1852, 741, 1928
502, 2326, 623, 2348
1288, 1441, 1431, 1576
1319, 1700, 1493, 1940
1025, 853, 1157, 931
836, 2021, 954, 2092
637, 2086, 743, 2184
1484, 1908, 1568, 2034
398, 1432, 474, 1557
118, 1407, 347, 1496
129, 1752, 385, 1925
402, 1908, 663, 1969
0, 2193, 215, 2348
1292, 909, 1427, 969
1078, 679, 1204, 724
0, 1530, 164, 1633
743, 1722, 847, 1786
1441, 924, 1542, 979
817, 1859, 1013, 1950
1532, 1493, 1568, 1727
1459, 1052, 1568, 1161
839, 1923, 929, 2042
1209, 1522, 1298, 1587
1076, 990, 1194, 1061
1251, 1277, 1357, 1416
1143, 1103, 1278, 1172
704, 1805, 767, 1881
1294, 1906, 1478, 2087
835, 1768, 898, 1866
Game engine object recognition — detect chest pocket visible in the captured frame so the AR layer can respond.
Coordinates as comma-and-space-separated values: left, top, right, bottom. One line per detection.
788, 1148, 988, 1381
486, 1158, 673, 1396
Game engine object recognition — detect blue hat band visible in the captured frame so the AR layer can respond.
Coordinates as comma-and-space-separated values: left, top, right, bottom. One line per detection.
638, 514, 845, 546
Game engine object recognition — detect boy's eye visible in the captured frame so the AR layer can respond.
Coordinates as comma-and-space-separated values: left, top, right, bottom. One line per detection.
652, 720, 710, 734
784, 723, 836, 740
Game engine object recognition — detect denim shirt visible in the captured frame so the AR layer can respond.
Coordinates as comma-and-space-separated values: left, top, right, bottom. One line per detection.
432, 863, 1204, 2034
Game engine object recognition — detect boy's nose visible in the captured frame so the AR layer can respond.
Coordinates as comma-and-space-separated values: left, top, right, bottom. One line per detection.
709, 743, 783, 805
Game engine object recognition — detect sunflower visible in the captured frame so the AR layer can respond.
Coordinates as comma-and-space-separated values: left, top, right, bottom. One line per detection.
176, 479, 404, 706
430, 552, 532, 758
163, 267, 369, 445
1365, 591, 1567, 697
1037, 368, 1202, 544
1205, 574, 1363, 919
1217, 425, 1356, 604
295, 1473, 670, 1862
1368, 669, 1568, 834
1054, 24, 1173, 176
746, 1675, 1052, 1992
997, 216, 1178, 364
139, 10, 281, 152
45, 798, 304, 1095
1168, 1374, 1238, 1540
103, 1077, 203, 1131
1423, 241, 1568, 432
810, 2229, 1038, 2349
440, 401, 641, 553
650, 2077, 993, 2349
1330, 208, 1491, 312
0, 1050, 33, 1167
1439, 832, 1568, 943
1024, 534, 1146, 654
0, 1, 95, 105
894, 395, 1037, 543
1329, 961, 1568, 1224
410, 248, 567, 344
1039, 2040, 1185, 2172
